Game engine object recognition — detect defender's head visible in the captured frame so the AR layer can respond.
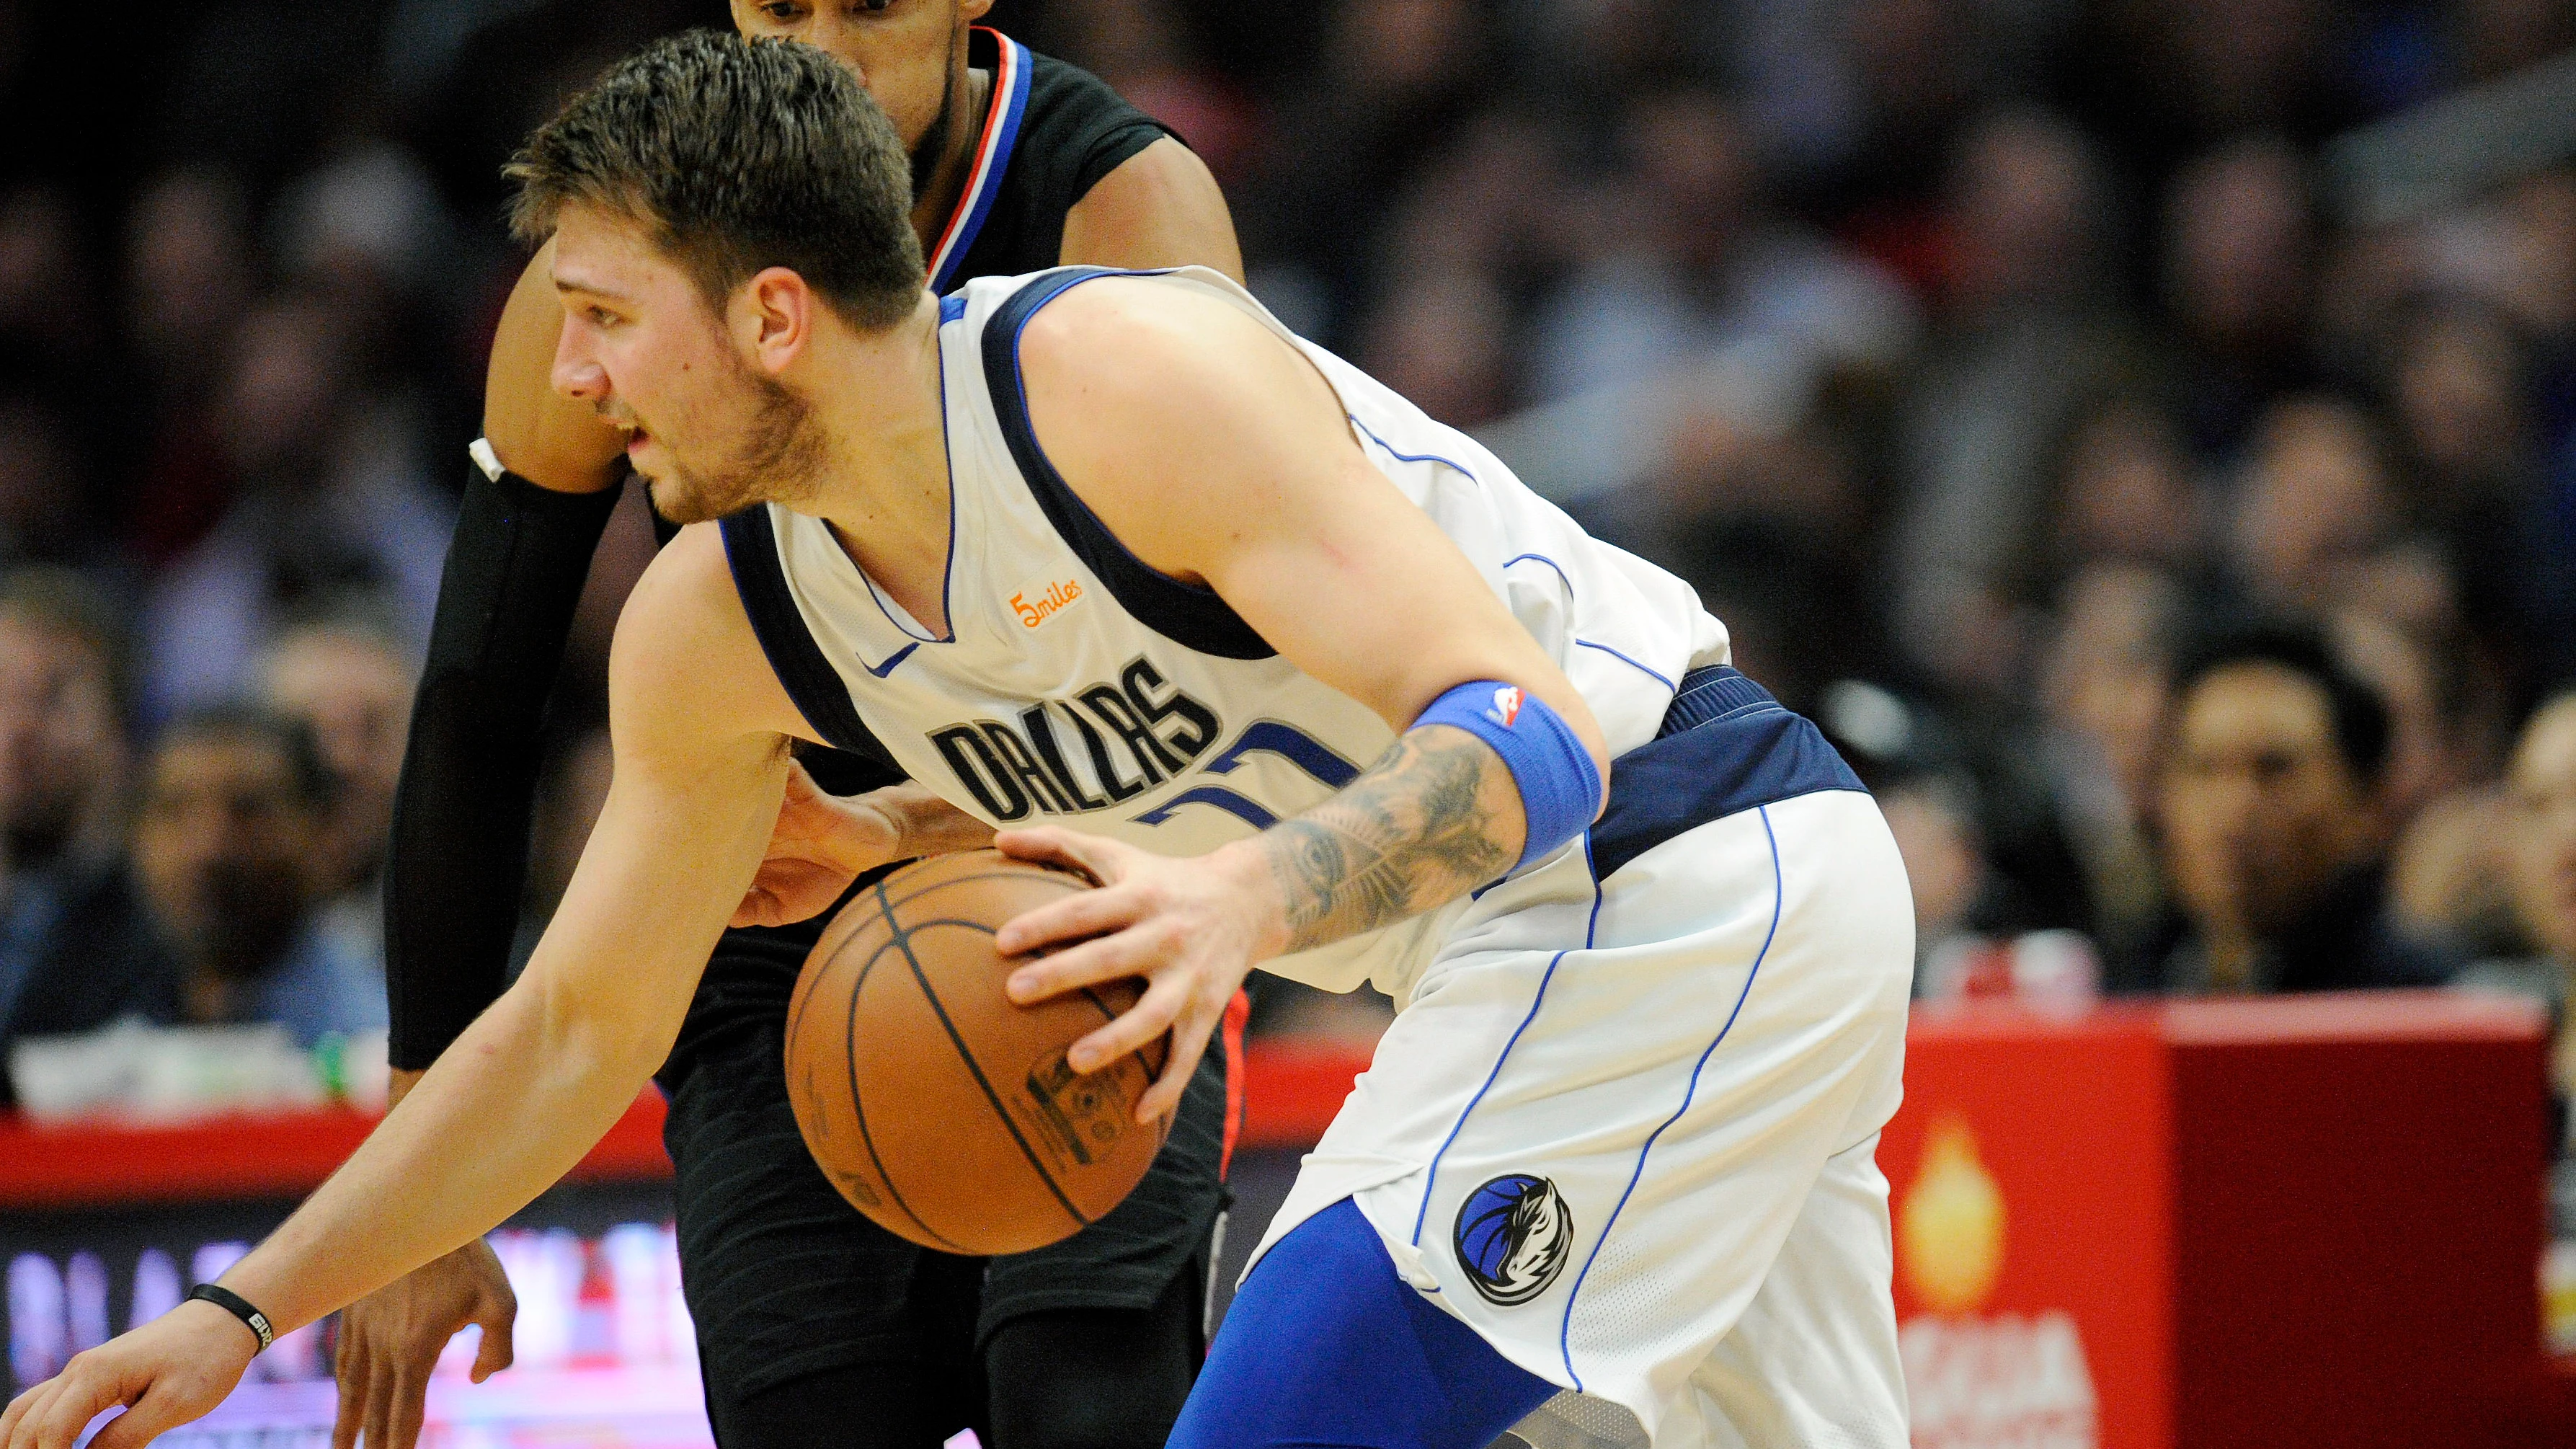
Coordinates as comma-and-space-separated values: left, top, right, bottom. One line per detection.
729, 1, 994, 159
508, 32, 927, 523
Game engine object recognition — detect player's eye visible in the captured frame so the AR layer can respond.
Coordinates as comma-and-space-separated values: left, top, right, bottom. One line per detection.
756, 2, 804, 22
588, 306, 621, 328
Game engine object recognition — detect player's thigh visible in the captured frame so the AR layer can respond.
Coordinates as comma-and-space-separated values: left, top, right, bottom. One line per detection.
662, 1007, 984, 1412
1173, 1200, 1557, 1449
982, 1252, 1204, 1449
1687, 1132, 1908, 1449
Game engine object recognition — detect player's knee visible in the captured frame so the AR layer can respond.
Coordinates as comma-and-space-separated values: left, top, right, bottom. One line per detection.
987, 1386, 1178, 1449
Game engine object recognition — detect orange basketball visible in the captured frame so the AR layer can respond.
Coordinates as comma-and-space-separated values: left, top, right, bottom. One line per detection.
783, 849, 1170, 1256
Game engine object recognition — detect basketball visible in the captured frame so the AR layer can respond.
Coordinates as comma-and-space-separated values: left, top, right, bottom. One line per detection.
783, 849, 1171, 1256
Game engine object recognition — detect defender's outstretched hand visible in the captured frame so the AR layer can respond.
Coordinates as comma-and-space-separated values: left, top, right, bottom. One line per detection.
992, 827, 1274, 1123
734, 763, 995, 927
330, 1237, 518, 1449
0, 1300, 257, 1449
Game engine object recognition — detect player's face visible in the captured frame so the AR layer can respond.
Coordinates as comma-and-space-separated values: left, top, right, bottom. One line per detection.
731, 0, 993, 154
546, 205, 827, 526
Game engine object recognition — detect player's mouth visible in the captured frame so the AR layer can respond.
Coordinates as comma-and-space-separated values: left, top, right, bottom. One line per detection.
626, 427, 652, 456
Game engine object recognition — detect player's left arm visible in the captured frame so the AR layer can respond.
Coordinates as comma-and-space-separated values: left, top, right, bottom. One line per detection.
993, 281, 1608, 1117
1058, 137, 1245, 283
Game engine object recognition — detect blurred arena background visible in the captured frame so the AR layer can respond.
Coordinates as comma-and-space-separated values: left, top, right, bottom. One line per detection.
2, 1, 2575, 1445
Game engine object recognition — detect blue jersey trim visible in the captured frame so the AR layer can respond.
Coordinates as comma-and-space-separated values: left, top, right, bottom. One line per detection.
1560, 805, 1784, 1391
1346, 414, 1483, 482
1573, 638, 1677, 692
716, 508, 900, 771
980, 267, 1279, 660
940, 293, 969, 326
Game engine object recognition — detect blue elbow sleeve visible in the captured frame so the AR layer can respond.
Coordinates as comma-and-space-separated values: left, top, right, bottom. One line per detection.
1411, 681, 1602, 872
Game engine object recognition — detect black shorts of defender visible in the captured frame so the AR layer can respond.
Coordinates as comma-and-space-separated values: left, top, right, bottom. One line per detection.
657, 905, 1232, 1449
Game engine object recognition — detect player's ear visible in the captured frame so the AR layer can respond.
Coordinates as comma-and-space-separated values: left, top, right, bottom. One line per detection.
737, 266, 813, 376
959, 0, 996, 22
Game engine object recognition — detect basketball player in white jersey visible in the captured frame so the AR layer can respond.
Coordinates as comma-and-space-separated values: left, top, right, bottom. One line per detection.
1, 35, 1914, 1449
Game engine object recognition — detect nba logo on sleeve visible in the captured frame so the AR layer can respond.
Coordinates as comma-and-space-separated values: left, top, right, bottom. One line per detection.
1454, 1174, 1573, 1306
1486, 686, 1524, 728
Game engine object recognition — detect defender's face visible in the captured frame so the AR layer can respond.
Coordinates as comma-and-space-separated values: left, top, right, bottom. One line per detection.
547, 205, 816, 524
732, 0, 992, 152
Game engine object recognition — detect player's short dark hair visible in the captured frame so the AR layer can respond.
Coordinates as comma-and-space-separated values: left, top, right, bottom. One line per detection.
505, 30, 925, 329
2173, 621, 2391, 786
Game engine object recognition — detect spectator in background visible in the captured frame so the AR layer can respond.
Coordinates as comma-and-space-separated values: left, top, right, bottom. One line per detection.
1890, 109, 2130, 695
2226, 396, 2401, 615
2135, 624, 2459, 995
257, 615, 414, 896
2457, 694, 2576, 1130
257, 616, 415, 988
0, 570, 178, 1096
2035, 562, 2183, 980
130, 707, 382, 1045
2160, 137, 2318, 460
138, 291, 448, 723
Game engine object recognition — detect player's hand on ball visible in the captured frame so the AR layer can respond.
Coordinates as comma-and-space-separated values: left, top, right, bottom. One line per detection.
992, 827, 1263, 1122
736, 765, 993, 926
329, 1237, 518, 1449
0, 1299, 256, 1449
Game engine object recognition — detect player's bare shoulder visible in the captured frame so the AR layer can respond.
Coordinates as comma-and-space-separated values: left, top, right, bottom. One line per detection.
610, 521, 809, 751
1015, 276, 1351, 578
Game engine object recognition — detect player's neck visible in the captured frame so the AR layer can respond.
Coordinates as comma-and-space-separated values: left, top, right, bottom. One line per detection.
908, 45, 993, 257
798, 291, 956, 635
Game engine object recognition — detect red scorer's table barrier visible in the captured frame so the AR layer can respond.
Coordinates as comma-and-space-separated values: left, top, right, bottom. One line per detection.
6, 1003, 2574, 1448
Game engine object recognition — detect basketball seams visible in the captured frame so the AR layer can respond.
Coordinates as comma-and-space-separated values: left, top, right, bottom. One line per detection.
838, 913, 970, 1251
873, 881, 1096, 1234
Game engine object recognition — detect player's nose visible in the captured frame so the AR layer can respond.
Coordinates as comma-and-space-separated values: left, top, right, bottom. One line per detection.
552, 350, 608, 404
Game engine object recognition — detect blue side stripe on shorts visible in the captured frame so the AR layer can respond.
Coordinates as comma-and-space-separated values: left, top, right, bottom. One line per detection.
1558, 804, 1786, 1392
1409, 847, 1605, 1249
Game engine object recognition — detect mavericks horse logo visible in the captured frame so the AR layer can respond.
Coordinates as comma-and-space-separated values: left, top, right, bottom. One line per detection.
1454, 1174, 1573, 1306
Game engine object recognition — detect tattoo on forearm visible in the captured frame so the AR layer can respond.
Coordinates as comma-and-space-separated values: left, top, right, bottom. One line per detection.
1258, 727, 1519, 954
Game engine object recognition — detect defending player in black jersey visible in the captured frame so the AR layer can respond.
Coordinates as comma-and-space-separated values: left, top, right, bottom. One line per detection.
343, 5, 1243, 1448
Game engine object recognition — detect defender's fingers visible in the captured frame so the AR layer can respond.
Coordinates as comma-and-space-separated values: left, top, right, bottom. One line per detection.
1005, 913, 1173, 1003
471, 1300, 516, 1381
364, 1362, 400, 1449
329, 1337, 368, 1449
992, 827, 1116, 885
385, 1366, 428, 1449
1067, 971, 1189, 1078
996, 884, 1146, 962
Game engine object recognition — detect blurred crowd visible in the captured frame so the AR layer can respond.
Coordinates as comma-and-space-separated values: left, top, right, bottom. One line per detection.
0, 0, 2572, 1120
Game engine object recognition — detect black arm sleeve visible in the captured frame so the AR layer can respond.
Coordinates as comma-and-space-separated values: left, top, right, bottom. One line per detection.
383, 458, 623, 1070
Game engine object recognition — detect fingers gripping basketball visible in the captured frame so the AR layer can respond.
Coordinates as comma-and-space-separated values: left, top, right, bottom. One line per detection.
784, 850, 1172, 1256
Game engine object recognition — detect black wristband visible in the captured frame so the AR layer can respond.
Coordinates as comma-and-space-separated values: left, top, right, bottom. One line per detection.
186, 1283, 274, 1352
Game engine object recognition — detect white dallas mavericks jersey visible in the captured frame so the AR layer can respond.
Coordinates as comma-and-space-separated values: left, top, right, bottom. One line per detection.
719, 266, 1728, 997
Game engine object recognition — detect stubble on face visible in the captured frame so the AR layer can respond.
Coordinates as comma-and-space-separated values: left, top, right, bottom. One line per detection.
639, 347, 832, 526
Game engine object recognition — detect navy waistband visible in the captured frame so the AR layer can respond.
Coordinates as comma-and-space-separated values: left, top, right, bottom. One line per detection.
1593, 666, 1865, 880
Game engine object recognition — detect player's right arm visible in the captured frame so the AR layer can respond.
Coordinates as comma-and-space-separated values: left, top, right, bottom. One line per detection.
2, 531, 812, 1449
346, 239, 636, 1449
